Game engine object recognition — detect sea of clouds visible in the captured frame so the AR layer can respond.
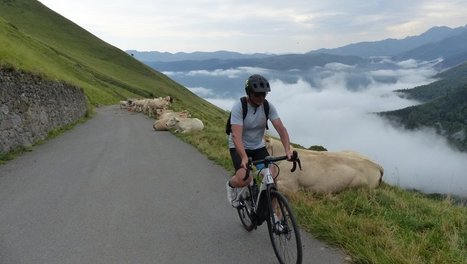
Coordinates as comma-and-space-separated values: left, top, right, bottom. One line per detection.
164, 59, 467, 197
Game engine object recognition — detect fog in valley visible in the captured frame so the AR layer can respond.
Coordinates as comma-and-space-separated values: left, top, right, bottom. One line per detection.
165, 59, 467, 197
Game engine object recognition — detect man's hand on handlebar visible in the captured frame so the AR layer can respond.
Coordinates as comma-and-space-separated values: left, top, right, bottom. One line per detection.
285, 149, 294, 161
290, 151, 301, 172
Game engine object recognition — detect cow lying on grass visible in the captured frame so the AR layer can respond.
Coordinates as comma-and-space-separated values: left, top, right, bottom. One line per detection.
264, 136, 383, 194
166, 117, 204, 133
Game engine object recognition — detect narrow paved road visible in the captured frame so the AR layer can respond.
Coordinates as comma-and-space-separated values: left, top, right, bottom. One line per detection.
0, 106, 346, 263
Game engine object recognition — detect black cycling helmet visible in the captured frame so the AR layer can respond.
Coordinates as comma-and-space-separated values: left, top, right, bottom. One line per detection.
245, 74, 271, 95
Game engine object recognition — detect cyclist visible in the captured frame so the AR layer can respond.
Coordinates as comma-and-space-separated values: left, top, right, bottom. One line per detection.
226, 74, 293, 207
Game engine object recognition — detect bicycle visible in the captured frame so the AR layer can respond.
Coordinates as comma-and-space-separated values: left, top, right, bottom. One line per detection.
236, 150, 303, 264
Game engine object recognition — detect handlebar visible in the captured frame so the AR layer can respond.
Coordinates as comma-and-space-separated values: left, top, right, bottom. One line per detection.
243, 150, 302, 181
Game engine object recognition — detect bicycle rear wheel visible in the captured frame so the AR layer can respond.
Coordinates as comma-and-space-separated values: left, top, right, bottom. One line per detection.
267, 190, 302, 264
236, 190, 255, 231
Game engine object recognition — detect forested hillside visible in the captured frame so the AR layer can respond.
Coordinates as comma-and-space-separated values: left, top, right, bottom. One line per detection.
381, 62, 467, 151
394, 62, 467, 102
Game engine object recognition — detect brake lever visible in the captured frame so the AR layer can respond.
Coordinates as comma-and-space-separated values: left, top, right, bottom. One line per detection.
290, 150, 302, 172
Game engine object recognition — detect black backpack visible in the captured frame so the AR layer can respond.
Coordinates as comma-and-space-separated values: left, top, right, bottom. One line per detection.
225, 96, 269, 135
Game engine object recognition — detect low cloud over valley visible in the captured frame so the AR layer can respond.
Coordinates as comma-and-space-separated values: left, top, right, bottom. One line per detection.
166, 59, 467, 197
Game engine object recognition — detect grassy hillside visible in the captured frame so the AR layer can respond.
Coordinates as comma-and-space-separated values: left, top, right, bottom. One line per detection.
1, 1, 465, 263
0, 0, 224, 118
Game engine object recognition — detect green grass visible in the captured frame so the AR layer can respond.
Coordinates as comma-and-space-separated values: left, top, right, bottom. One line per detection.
290, 185, 466, 263
1, 1, 466, 263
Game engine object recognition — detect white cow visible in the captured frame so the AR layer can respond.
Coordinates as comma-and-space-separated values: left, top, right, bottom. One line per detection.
143, 97, 171, 118
153, 118, 170, 131
166, 117, 204, 133
133, 99, 148, 112
158, 110, 191, 120
119, 100, 128, 109
264, 136, 383, 194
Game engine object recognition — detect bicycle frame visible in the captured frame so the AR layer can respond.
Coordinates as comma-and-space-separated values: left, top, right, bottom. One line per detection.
245, 158, 280, 227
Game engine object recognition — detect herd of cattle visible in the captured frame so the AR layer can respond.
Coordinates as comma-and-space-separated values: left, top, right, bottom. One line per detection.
120, 97, 384, 193
120, 97, 204, 133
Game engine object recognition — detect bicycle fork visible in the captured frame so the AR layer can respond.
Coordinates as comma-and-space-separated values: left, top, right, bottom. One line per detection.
256, 168, 280, 230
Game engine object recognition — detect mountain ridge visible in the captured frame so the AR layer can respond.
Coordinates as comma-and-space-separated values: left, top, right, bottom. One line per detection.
307, 25, 467, 58
127, 50, 274, 62
130, 25, 467, 72
129, 25, 467, 64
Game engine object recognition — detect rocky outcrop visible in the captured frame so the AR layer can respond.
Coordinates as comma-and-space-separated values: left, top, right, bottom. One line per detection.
0, 67, 87, 154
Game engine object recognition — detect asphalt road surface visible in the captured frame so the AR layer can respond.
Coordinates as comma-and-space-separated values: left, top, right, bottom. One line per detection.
0, 106, 347, 263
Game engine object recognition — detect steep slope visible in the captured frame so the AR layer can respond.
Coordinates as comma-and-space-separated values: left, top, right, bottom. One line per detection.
0, 0, 224, 121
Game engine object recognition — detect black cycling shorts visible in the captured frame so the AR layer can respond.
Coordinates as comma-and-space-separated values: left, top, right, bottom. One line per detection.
230, 147, 270, 172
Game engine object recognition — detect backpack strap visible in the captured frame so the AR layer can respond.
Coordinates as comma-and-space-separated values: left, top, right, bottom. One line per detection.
225, 97, 248, 135
240, 96, 248, 120
263, 99, 269, 130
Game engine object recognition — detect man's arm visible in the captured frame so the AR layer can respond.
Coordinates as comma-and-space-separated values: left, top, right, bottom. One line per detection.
271, 118, 292, 159
231, 124, 249, 169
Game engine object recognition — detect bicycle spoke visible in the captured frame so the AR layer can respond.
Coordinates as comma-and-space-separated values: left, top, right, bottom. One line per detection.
237, 189, 255, 231
267, 190, 302, 264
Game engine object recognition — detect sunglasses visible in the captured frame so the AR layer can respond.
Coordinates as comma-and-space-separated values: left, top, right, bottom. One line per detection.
252, 92, 267, 97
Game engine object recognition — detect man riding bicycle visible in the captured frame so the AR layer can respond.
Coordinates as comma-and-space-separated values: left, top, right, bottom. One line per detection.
226, 74, 293, 207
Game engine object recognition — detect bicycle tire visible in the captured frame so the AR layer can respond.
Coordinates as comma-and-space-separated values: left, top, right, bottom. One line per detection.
236, 190, 255, 231
266, 190, 302, 264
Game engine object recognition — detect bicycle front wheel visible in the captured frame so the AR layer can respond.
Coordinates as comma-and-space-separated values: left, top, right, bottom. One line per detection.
267, 190, 302, 264
236, 191, 255, 231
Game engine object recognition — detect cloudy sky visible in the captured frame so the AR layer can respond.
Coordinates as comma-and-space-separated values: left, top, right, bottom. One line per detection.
38, 0, 467, 54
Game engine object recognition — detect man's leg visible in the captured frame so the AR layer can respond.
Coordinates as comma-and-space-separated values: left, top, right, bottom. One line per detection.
229, 167, 252, 187
226, 168, 253, 207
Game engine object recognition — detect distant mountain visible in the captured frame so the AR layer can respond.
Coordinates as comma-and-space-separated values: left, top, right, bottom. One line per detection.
145, 53, 364, 72
126, 50, 274, 62
380, 62, 467, 151
133, 25, 467, 73
395, 31, 467, 69
308, 25, 467, 58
